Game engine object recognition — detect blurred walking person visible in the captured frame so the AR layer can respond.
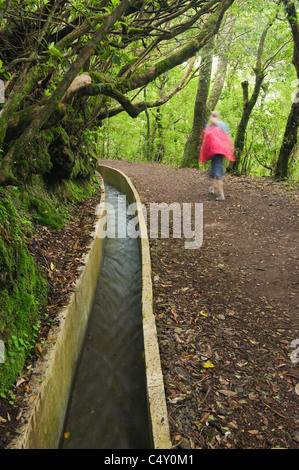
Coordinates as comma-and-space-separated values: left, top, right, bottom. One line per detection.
199, 111, 235, 201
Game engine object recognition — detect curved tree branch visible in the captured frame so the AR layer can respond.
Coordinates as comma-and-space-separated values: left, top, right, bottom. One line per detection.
0, 0, 235, 185
0, 0, 140, 185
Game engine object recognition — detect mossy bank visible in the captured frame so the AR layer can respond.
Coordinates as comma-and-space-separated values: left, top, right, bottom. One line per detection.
0, 127, 99, 396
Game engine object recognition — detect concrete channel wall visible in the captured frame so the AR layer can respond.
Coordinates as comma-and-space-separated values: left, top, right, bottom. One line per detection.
9, 164, 171, 449
97, 164, 171, 450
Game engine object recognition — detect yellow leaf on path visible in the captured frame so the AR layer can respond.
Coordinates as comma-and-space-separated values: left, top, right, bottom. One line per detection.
171, 307, 179, 324
64, 432, 70, 439
200, 310, 208, 317
203, 362, 214, 368
184, 354, 194, 360
28, 395, 37, 405
50, 262, 55, 271
34, 343, 42, 357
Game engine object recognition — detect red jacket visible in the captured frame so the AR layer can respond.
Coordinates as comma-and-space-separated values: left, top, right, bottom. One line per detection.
199, 125, 235, 163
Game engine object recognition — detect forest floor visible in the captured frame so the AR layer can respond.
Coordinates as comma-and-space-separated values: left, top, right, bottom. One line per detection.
1, 159, 299, 449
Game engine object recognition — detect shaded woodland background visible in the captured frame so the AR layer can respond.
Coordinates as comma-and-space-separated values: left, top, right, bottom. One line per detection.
0, 0, 298, 396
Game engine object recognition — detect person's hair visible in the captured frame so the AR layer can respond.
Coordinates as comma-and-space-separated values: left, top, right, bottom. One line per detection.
209, 110, 220, 126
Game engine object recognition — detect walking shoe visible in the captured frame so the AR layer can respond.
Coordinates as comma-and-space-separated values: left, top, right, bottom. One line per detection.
216, 195, 225, 201
209, 186, 215, 194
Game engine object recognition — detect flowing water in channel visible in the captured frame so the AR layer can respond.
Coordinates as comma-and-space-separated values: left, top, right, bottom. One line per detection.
60, 185, 150, 449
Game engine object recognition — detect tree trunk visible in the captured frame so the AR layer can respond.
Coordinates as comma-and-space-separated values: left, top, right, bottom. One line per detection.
152, 107, 165, 162
143, 88, 151, 160
206, 11, 234, 111
0, 63, 47, 146
180, 40, 214, 168
229, 73, 265, 173
275, 0, 299, 179
228, 16, 274, 174
152, 73, 168, 162
207, 50, 228, 111
275, 92, 299, 179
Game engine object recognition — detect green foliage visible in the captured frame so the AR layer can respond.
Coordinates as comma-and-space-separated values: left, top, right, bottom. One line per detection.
14, 136, 53, 180
96, 0, 298, 180
29, 196, 65, 229
0, 59, 10, 81
0, 191, 48, 393
0, 171, 98, 394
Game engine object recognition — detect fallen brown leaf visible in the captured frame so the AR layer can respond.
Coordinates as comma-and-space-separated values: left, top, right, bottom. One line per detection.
28, 395, 37, 405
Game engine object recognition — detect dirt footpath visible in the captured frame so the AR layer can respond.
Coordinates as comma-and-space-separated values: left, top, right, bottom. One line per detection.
100, 159, 299, 449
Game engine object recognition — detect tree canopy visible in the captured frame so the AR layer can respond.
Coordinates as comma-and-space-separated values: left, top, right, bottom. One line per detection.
0, 0, 235, 185
1, 0, 298, 182
66, 0, 298, 180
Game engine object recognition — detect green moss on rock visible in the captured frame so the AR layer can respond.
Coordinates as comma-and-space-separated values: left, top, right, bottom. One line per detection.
0, 193, 48, 394
0, 119, 99, 394
13, 130, 54, 181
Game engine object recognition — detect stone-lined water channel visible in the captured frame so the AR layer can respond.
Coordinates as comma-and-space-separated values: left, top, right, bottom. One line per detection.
60, 185, 150, 449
